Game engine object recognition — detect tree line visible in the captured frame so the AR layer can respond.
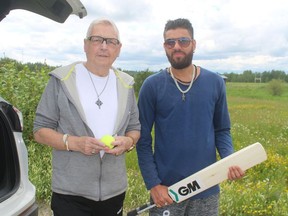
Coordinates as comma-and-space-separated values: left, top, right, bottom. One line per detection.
1, 57, 287, 96
121, 68, 288, 96
224, 69, 288, 83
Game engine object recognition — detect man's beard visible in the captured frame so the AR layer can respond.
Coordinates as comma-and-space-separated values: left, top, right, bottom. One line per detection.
166, 51, 193, 69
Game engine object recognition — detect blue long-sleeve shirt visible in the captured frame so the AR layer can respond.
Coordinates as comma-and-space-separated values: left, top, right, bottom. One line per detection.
136, 67, 234, 199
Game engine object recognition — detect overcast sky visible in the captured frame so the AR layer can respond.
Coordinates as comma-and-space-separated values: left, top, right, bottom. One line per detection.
1, 0, 288, 73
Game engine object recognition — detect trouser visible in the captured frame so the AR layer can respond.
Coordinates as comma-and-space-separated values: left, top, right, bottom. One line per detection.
51, 192, 125, 216
150, 194, 219, 216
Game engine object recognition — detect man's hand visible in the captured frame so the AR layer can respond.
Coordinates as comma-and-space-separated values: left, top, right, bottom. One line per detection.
228, 166, 245, 180
150, 185, 173, 208
69, 136, 107, 155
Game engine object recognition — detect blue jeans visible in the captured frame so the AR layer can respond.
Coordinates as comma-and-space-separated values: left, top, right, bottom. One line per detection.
150, 194, 219, 216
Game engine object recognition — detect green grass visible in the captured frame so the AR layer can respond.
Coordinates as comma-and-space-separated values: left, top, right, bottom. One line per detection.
124, 82, 288, 215
226, 82, 288, 100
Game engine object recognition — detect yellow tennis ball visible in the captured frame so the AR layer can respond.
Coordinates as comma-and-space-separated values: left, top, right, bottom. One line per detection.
101, 135, 115, 149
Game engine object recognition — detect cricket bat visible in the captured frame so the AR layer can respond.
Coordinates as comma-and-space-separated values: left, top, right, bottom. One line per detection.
127, 142, 267, 216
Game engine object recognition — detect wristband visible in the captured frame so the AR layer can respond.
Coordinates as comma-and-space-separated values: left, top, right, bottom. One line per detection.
63, 134, 70, 151
126, 136, 135, 152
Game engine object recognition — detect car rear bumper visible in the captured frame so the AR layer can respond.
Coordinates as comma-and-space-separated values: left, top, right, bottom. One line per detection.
19, 201, 38, 216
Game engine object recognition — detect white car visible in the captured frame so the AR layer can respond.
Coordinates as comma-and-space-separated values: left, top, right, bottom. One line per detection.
0, 1, 87, 215
0, 97, 38, 216
0, 0, 87, 23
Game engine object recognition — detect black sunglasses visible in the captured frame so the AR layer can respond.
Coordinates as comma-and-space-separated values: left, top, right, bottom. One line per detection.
164, 37, 193, 49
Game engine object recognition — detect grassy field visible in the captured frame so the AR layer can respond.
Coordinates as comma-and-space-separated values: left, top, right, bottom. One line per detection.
124, 82, 288, 215
2, 62, 287, 215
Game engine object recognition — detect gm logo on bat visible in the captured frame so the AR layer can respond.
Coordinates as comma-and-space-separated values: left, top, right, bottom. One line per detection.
168, 178, 204, 202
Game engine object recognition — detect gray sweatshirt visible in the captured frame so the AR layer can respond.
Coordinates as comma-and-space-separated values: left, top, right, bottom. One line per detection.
33, 62, 140, 201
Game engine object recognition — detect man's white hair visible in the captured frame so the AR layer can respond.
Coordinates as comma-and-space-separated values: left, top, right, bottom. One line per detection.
86, 18, 120, 41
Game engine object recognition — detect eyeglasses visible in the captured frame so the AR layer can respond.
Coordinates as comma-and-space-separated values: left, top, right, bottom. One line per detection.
164, 37, 193, 49
87, 36, 120, 46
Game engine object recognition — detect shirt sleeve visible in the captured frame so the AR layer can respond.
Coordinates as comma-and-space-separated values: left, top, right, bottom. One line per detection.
214, 79, 234, 158
125, 88, 141, 132
136, 77, 162, 190
33, 77, 60, 133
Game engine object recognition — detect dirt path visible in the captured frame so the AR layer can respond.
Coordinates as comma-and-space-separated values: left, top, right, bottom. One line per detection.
38, 203, 52, 216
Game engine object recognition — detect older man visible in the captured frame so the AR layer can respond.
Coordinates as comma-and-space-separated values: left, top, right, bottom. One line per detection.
34, 19, 140, 216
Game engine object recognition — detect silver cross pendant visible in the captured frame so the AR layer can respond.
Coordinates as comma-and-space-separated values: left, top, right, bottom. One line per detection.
96, 98, 103, 109
182, 93, 186, 101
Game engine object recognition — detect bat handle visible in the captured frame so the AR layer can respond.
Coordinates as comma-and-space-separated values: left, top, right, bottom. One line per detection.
127, 202, 156, 216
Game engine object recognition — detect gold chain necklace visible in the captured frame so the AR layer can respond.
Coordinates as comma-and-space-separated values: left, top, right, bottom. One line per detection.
169, 65, 196, 101
87, 71, 110, 109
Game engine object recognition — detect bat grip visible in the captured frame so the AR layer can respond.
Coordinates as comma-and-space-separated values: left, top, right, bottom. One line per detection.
127, 202, 156, 216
